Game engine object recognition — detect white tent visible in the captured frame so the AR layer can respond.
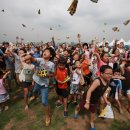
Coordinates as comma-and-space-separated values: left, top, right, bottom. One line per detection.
117, 38, 126, 45
98, 41, 103, 46
125, 40, 130, 46
109, 40, 115, 46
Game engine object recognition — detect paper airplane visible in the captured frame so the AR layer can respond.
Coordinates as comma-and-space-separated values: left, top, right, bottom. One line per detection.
50, 27, 53, 30
1, 9, 5, 12
123, 20, 130, 26
38, 9, 40, 14
90, 0, 99, 3
112, 27, 120, 32
22, 24, 26, 27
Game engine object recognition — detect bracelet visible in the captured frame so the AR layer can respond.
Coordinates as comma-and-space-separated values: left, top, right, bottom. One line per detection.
86, 99, 90, 104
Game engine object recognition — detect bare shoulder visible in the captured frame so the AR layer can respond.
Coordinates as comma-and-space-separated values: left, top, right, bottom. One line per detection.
93, 78, 100, 86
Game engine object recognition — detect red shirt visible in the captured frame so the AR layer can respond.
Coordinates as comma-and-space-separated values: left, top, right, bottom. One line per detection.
55, 68, 68, 89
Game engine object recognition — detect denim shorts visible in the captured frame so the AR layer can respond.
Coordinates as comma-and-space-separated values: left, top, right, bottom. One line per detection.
127, 89, 130, 95
70, 83, 79, 94
33, 83, 49, 106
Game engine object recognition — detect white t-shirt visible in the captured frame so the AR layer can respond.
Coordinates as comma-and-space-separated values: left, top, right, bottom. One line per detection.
72, 69, 81, 84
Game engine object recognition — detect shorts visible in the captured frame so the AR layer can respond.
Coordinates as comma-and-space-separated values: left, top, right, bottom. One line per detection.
78, 90, 98, 113
70, 83, 79, 94
84, 72, 92, 85
79, 99, 98, 113
56, 88, 69, 98
127, 89, 130, 94
7, 70, 14, 80
21, 82, 32, 88
90, 103, 98, 113
0, 93, 10, 103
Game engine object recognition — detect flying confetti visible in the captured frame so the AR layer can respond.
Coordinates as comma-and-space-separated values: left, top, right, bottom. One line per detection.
123, 20, 130, 26
3, 34, 7, 36
1, 9, 5, 12
90, 0, 99, 3
38, 9, 40, 14
67, 0, 78, 16
112, 27, 120, 32
22, 24, 26, 27
50, 27, 53, 30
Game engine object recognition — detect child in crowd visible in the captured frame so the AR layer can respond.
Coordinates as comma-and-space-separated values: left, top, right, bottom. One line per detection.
55, 56, 70, 117
69, 60, 82, 105
4, 49, 15, 91
72, 65, 112, 130
73, 65, 112, 127
109, 69, 125, 113
30, 47, 55, 126
19, 54, 35, 110
0, 71, 10, 112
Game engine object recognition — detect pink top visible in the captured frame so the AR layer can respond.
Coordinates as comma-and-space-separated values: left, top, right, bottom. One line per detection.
0, 79, 7, 94
97, 60, 107, 76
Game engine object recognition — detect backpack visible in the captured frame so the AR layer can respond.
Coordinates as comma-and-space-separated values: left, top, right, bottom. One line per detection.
19, 68, 33, 82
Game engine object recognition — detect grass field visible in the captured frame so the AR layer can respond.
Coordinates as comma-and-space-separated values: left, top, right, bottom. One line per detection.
0, 85, 130, 130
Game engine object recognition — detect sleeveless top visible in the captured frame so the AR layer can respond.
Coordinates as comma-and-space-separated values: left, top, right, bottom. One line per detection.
90, 77, 108, 104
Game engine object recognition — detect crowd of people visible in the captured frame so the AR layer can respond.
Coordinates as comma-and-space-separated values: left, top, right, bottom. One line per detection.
0, 40, 130, 130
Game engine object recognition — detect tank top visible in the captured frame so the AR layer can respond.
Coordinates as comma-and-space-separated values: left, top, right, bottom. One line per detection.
90, 77, 108, 104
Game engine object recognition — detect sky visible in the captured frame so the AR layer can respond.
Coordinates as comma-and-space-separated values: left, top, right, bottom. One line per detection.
0, 0, 130, 43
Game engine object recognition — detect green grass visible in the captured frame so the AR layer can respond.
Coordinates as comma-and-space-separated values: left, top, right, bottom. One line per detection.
110, 120, 130, 130
0, 86, 130, 130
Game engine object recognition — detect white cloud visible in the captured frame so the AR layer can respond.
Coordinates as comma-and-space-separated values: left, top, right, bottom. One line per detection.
0, 0, 130, 43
